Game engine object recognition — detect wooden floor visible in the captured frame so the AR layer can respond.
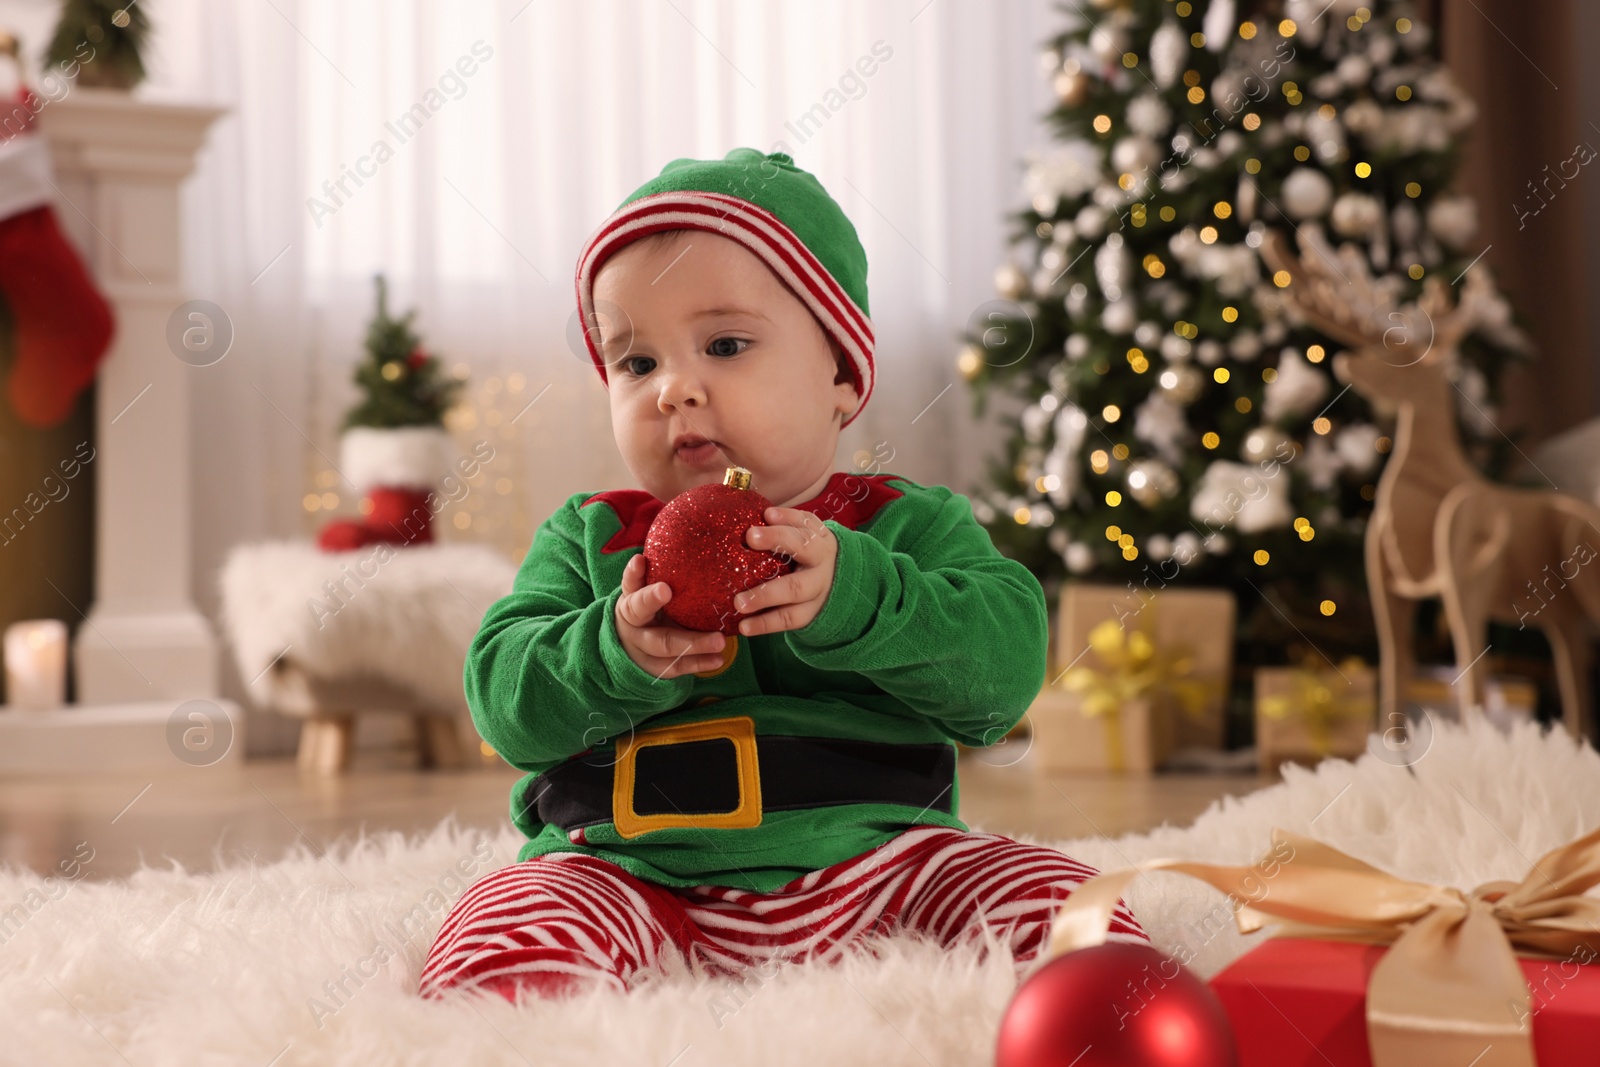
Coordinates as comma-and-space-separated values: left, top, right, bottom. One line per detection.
0, 742, 1272, 882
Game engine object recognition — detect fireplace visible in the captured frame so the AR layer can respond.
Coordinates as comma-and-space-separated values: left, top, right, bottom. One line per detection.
0, 89, 239, 773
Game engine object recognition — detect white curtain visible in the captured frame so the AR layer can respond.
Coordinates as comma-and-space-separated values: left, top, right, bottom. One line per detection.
1, 0, 1066, 727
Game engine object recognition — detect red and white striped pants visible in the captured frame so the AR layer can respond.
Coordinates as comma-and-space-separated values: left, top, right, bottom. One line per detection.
418, 825, 1147, 1001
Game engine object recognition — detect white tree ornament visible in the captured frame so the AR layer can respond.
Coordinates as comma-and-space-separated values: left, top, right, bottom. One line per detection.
1045, 402, 1090, 505
1426, 195, 1478, 250
1024, 140, 1104, 211
1191, 460, 1294, 534
1263, 348, 1331, 422
1282, 168, 1334, 219
1301, 435, 1344, 491
1331, 192, 1383, 238
1134, 393, 1190, 465
1126, 94, 1171, 138
1335, 423, 1383, 474
1149, 21, 1186, 88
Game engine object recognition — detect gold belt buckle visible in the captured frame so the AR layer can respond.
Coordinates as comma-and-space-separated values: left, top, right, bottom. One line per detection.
612, 714, 762, 839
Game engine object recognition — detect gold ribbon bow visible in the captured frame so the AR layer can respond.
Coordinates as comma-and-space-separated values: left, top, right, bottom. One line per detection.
1059, 616, 1220, 769
1260, 658, 1372, 756
1045, 826, 1600, 1067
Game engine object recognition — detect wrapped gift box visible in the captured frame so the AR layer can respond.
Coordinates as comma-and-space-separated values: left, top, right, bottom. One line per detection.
1057, 584, 1235, 752
1255, 665, 1375, 774
1211, 937, 1600, 1067
1406, 666, 1538, 728
1027, 682, 1175, 773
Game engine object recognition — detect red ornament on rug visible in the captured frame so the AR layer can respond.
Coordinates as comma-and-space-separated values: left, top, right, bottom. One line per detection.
996, 942, 1238, 1067
643, 465, 794, 635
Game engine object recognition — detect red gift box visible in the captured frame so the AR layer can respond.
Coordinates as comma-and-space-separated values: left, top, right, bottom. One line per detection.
1211, 937, 1600, 1067
1040, 826, 1600, 1067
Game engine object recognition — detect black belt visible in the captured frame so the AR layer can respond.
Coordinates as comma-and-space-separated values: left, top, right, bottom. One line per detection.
521, 714, 955, 839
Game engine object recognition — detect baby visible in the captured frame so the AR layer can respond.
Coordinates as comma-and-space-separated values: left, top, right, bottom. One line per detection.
419, 148, 1146, 1002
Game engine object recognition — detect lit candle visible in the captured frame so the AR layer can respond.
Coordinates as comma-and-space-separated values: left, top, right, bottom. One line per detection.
4, 619, 69, 710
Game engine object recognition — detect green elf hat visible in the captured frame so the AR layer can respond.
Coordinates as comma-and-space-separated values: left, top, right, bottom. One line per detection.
575, 147, 874, 429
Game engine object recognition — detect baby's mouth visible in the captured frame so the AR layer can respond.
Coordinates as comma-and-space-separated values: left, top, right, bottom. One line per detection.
675, 439, 725, 466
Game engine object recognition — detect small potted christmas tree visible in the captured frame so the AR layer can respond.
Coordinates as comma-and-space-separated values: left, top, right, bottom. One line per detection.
46, 0, 151, 91
317, 275, 465, 553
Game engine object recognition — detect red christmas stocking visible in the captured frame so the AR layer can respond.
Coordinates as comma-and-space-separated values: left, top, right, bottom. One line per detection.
0, 91, 116, 429
0, 204, 117, 428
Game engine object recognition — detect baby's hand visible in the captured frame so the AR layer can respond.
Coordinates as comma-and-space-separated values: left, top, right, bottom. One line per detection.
614, 554, 727, 679
732, 507, 838, 636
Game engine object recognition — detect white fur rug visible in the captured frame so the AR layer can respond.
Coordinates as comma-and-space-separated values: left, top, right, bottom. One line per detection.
4, 717, 1595, 1067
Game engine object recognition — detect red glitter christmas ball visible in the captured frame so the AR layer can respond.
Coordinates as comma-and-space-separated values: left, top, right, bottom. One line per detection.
996, 942, 1237, 1067
643, 466, 795, 635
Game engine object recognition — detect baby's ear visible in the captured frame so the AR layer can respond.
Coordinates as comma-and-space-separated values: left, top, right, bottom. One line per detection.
832, 339, 862, 424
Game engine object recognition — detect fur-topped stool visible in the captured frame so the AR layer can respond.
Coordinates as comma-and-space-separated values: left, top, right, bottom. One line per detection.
218, 540, 517, 774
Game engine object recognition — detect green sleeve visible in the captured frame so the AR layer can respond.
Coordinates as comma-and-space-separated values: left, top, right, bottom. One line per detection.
783, 487, 1048, 748
464, 493, 693, 768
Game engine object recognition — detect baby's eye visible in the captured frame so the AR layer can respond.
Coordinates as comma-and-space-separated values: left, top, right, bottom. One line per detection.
620, 339, 747, 377
708, 337, 749, 358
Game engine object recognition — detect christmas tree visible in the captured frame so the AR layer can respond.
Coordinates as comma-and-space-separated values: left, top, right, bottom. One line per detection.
342, 275, 462, 431
46, 0, 151, 90
962, 0, 1529, 673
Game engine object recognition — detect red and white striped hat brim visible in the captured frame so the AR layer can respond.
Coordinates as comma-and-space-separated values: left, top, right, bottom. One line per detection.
574, 190, 874, 428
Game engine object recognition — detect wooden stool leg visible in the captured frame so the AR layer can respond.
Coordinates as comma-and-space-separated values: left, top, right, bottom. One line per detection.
414, 714, 467, 771
298, 714, 354, 775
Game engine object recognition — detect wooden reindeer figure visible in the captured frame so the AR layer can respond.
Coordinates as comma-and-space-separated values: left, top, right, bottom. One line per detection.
1259, 227, 1600, 739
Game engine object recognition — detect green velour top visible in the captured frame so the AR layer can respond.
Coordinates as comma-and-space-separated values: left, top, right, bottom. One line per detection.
464, 471, 1049, 893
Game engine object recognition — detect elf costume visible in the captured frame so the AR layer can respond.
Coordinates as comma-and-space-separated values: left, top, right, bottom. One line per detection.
420, 149, 1145, 1000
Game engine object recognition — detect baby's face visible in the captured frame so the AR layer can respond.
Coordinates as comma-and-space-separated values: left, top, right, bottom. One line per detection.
594, 229, 860, 507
